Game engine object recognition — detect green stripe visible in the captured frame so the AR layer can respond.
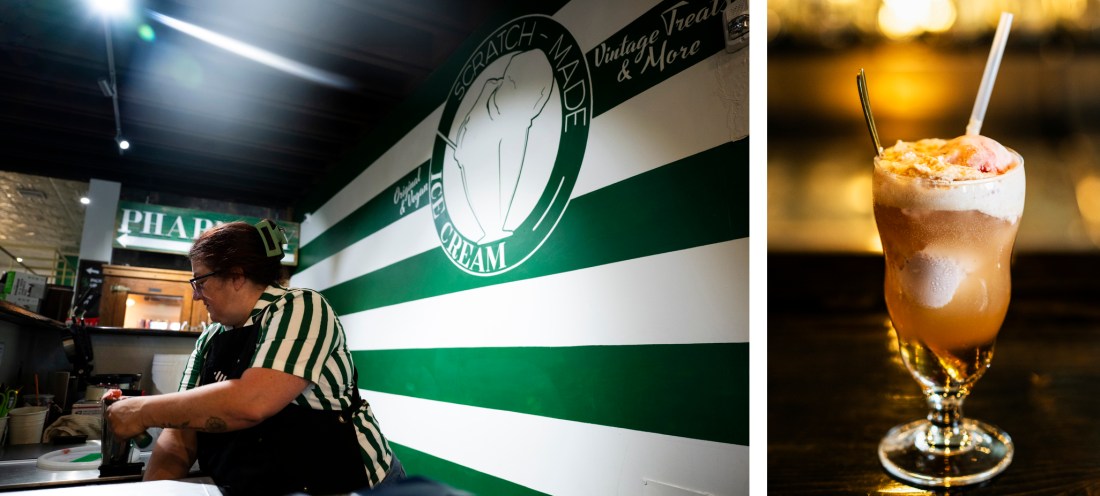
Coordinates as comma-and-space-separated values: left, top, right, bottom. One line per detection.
300, 292, 330, 382
314, 367, 339, 410
295, 2, 570, 219
258, 290, 279, 305
352, 415, 384, 484
72, 453, 102, 463
302, 297, 335, 409
282, 293, 312, 375
390, 442, 548, 496
261, 297, 295, 369
295, 0, 719, 223
354, 343, 749, 445
305, 293, 329, 381
179, 332, 209, 390
331, 342, 353, 409
298, 161, 429, 271
588, 0, 727, 115
360, 409, 391, 472
322, 139, 746, 314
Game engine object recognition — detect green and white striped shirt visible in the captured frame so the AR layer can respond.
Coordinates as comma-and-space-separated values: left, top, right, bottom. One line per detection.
178, 285, 395, 485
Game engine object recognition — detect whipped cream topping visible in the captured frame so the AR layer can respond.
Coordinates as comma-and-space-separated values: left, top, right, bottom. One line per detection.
873, 135, 1025, 221
877, 135, 1015, 181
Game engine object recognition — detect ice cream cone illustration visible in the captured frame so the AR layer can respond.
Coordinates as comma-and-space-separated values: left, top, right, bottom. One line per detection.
430, 16, 592, 276
452, 50, 554, 243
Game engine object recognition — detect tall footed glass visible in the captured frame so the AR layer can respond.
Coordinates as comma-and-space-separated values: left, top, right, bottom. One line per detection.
872, 150, 1025, 487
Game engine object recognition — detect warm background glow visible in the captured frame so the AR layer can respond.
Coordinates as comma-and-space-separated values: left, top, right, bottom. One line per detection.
769, 0, 1100, 253
769, 0, 1092, 43
878, 0, 957, 39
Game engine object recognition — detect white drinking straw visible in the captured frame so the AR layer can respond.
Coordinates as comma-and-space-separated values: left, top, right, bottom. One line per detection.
966, 12, 1014, 136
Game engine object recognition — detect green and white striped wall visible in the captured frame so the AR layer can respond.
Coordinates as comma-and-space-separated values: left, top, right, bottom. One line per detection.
292, 0, 748, 494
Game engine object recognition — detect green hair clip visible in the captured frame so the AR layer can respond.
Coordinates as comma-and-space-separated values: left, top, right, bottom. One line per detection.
255, 219, 288, 258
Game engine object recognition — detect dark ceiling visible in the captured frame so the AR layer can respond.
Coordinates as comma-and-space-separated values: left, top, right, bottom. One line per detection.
0, 0, 505, 209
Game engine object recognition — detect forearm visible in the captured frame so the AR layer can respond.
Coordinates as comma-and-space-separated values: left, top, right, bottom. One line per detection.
140, 380, 267, 433
107, 368, 309, 439
143, 428, 196, 481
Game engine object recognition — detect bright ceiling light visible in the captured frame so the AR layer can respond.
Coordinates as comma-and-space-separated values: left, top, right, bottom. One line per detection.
147, 10, 356, 90
89, 0, 131, 17
15, 257, 23, 263
80, 197, 91, 205
118, 138, 130, 150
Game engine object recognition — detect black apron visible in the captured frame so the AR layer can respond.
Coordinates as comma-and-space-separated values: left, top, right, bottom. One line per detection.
196, 310, 372, 495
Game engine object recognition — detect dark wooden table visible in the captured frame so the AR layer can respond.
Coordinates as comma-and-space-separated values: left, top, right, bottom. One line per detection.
769, 253, 1100, 495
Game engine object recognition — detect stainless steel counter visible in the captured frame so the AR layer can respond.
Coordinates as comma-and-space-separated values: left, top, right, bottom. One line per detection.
0, 478, 221, 495
0, 442, 151, 492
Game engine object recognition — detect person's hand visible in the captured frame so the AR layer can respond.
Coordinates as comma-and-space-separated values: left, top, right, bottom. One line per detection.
105, 395, 150, 439
101, 388, 123, 402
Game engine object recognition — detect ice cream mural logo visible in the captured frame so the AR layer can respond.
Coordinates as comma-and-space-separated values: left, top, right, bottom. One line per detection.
430, 15, 591, 276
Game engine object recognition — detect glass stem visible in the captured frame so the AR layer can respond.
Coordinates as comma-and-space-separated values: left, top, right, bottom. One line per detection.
923, 389, 970, 453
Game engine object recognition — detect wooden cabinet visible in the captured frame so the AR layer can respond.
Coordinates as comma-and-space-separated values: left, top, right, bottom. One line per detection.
99, 265, 208, 331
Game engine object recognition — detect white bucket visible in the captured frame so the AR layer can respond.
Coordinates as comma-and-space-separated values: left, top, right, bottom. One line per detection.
9, 406, 48, 445
151, 354, 191, 395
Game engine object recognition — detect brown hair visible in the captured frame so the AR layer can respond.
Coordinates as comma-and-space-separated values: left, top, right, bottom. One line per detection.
189, 220, 287, 287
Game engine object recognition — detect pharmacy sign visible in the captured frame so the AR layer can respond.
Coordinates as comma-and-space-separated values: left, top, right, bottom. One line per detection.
113, 202, 299, 265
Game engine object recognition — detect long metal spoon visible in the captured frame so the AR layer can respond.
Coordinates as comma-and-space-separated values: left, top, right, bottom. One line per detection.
857, 68, 883, 157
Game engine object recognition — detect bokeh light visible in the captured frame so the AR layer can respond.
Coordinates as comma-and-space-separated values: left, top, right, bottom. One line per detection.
1075, 175, 1100, 224
138, 24, 156, 42
768, 0, 1091, 44
878, 0, 957, 39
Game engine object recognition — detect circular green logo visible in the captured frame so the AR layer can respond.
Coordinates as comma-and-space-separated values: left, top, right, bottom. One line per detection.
429, 15, 592, 276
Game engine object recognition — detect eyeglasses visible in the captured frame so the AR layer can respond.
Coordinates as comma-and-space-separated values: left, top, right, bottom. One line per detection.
189, 270, 221, 294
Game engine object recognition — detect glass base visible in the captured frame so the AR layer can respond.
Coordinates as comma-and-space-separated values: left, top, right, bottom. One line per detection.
878, 418, 1013, 487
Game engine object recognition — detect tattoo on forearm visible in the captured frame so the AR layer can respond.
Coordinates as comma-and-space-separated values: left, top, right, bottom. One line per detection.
156, 417, 228, 432
205, 417, 228, 432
